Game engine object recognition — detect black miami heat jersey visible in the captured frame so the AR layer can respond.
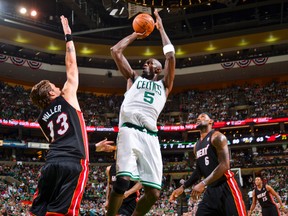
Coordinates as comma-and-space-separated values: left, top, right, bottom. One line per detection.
195, 130, 226, 185
109, 163, 139, 204
37, 96, 89, 161
255, 184, 277, 208
194, 130, 247, 216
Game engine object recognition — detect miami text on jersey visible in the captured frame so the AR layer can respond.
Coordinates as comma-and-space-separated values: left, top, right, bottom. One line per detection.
197, 144, 210, 158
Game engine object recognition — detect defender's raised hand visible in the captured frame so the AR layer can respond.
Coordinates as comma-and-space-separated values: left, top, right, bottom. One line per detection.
60, 15, 71, 35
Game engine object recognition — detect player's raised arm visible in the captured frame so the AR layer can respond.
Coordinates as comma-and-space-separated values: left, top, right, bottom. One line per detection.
154, 9, 175, 95
60, 15, 80, 110
110, 32, 141, 80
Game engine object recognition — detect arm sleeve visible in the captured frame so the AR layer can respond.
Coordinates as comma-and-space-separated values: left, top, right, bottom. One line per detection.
183, 163, 202, 188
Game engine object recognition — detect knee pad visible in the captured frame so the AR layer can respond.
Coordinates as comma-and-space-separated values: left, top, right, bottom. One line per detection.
113, 177, 130, 195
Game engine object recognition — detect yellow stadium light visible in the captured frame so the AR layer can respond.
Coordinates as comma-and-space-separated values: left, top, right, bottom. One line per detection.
80, 47, 94, 55
175, 48, 185, 56
265, 34, 279, 43
238, 39, 249, 46
14, 34, 29, 43
143, 48, 154, 56
205, 43, 216, 51
48, 42, 61, 51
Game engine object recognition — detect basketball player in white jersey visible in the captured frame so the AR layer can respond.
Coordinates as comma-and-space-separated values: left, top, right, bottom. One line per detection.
106, 9, 175, 216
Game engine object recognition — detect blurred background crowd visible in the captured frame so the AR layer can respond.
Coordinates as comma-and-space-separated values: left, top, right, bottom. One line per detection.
0, 80, 287, 215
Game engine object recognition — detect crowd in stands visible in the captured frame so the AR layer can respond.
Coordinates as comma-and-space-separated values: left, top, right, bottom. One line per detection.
230, 146, 288, 168
0, 142, 286, 170
160, 81, 288, 125
0, 81, 287, 215
0, 161, 287, 215
0, 144, 287, 216
0, 81, 287, 127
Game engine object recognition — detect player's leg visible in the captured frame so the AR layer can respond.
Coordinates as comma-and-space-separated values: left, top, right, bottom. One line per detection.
195, 188, 221, 216
132, 186, 160, 216
31, 160, 88, 216
225, 177, 247, 216
107, 128, 139, 216
118, 198, 137, 216
30, 163, 54, 216
132, 133, 162, 216
46, 159, 89, 215
106, 176, 131, 216
262, 206, 280, 216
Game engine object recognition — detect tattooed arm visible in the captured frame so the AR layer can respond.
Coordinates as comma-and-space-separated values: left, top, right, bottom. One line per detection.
60, 15, 80, 110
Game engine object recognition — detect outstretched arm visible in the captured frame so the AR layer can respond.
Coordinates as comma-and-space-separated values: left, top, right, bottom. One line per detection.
110, 32, 141, 80
95, 138, 116, 152
60, 16, 80, 110
169, 167, 202, 202
154, 9, 175, 95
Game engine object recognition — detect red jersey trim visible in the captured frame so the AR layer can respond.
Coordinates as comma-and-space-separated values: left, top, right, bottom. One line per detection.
225, 170, 247, 216
76, 110, 89, 161
67, 159, 89, 216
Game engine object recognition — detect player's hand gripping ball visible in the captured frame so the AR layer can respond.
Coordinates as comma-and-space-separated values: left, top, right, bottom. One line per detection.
132, 13, 155, 39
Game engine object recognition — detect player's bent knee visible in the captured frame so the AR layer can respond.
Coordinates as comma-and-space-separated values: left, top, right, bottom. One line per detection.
113, 177, 130, 194
150, 189, 161, 200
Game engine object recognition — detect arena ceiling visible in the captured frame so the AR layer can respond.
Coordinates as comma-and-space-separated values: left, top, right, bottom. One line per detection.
0, 0, 287, 92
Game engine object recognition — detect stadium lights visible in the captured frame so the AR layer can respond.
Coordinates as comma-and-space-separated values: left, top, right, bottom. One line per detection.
176, 48, 185, 56
18, 6, 38, 18
205, 43, 217, 51
238, 39, 249, 46
143, 48, 154, 56
30, 10, 37, 17
47, 42, 61, 51
125, 0, 214, 8
266, 35, 279, 43
103, 0, 128, 18
80, 47, 94, 55
19, 7, 27, 14
14, 34, 29, 43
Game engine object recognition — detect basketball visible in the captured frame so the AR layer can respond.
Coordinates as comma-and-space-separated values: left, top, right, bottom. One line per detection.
132, 13, 155, 39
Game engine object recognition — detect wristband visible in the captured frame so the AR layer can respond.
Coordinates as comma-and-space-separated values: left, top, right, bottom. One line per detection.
163, 44, 175, 55
65, 34, 73, 42
202, 180, 207, 186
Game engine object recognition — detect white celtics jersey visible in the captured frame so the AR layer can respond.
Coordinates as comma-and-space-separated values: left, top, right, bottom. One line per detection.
119, 76, 167, 131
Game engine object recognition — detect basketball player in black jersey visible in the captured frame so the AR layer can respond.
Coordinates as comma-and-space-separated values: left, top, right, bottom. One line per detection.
105, 163, 142, 215
169, 113, 247, 216
29, 16, 115, 216
248, 176, 285, 216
